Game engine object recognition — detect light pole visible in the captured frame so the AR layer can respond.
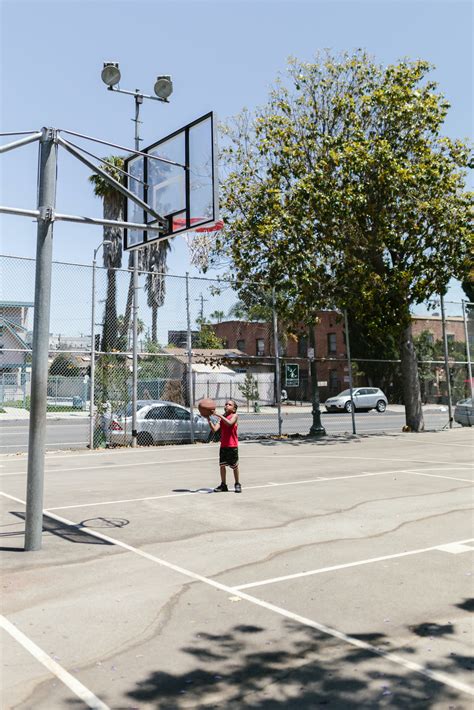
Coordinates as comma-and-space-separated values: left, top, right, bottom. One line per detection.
101, 63, 172, 447
89, 239, 112, 449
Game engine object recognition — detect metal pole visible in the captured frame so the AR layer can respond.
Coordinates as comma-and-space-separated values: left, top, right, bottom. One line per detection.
89, 254, 97, 449
186, 273, 195, 443
344, 310, 357, 435
0, 131, 42, 154
462, 300, 474, 401
130, 94, 142, 448
272, 288, 282, 436
25, 128, 57, 551
308, 323, 326, 437
440, 294, 453, 428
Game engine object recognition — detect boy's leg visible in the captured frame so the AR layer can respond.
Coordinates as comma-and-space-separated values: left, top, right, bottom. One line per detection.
233, 465, 240, 484
220, 464, 227, 484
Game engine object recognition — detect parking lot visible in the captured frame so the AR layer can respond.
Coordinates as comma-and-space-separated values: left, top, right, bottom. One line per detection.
1, 428, 473, 708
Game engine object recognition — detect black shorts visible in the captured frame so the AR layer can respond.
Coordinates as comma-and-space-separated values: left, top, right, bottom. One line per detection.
219, 447, 239, 469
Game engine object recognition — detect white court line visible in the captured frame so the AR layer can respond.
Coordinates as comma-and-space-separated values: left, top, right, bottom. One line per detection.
45, 471, 393, 511
1, 450, 472, 476
404, 470, 473, 483
0, 490, 472, 698
0, 455, 217, 476
0, 615, 109, 710
234, 538, 474, 590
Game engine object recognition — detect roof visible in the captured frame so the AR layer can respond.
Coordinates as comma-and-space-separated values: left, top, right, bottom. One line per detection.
0, 301, 34, 308
191, 362, 236, 374
162, 348, 246, 364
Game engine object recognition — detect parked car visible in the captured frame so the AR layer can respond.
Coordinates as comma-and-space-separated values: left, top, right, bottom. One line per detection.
106, 400, 211, 446
453, 397, 473, 427
325, 388, 388, 413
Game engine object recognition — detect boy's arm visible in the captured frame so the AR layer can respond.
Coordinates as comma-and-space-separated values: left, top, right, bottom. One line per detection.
216, 413, 238, 426
206, 415, 220, 432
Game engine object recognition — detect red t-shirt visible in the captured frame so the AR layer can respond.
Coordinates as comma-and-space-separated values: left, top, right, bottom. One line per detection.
220, 413, 238, 448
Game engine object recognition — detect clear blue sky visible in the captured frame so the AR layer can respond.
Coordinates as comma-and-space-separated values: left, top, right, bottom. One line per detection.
1, 0, 472, 322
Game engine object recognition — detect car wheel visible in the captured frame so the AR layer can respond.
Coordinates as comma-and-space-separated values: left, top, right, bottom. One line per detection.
376, 400, 386, 413
137, 432, 153, 446
344, 401, 353, 413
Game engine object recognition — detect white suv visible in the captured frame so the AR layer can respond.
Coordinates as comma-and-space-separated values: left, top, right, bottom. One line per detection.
325, 388, 388, 413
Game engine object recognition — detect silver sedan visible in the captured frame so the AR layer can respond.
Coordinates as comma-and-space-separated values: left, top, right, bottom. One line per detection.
106, 400, 210, 446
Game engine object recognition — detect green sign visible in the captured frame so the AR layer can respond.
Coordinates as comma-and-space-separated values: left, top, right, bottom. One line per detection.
285, 363, 299, 387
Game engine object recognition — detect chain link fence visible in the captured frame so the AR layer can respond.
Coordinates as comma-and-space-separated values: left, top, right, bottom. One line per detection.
1, 254, 472, 450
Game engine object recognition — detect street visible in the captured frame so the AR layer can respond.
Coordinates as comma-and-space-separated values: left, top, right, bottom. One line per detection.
0, 408, 455, 454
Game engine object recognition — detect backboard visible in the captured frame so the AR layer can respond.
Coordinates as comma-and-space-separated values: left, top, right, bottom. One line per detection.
124, 112, 219, 251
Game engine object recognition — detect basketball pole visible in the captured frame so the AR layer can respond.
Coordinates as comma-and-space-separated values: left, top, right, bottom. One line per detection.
25, 128, 57, 551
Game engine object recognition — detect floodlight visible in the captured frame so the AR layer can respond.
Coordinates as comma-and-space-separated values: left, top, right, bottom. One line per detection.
154, 75, 173, 100
101, 62, 121, 87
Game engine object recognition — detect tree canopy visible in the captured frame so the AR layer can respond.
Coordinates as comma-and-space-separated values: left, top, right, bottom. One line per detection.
216, 51, 473, 429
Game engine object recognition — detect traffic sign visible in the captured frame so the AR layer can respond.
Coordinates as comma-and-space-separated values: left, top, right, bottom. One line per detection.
285, 363, 299, 387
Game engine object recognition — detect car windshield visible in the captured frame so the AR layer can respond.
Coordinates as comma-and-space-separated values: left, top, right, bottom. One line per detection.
117, 402, 143, 418
336, 389, 352, 397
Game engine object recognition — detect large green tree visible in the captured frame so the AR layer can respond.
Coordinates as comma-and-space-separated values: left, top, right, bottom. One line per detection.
218, 51, 472, 431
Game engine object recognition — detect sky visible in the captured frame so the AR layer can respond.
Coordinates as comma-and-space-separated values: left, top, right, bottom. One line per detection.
0, 0, 472, 336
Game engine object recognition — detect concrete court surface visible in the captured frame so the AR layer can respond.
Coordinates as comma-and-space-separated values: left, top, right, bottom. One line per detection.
1, 429, 473, 709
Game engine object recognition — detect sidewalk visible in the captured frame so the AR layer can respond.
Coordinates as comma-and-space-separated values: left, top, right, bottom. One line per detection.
0, 403, 448, 421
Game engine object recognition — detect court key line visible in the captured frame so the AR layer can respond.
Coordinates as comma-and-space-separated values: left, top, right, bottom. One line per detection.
233, 538, 474, 590
26, 467, 474, 512
45, 470, 394, 511
0, 615, 109, 710
0, 490, 472, 698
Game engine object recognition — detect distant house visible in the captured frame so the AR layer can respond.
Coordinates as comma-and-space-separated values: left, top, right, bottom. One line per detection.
0, 301, 33, 384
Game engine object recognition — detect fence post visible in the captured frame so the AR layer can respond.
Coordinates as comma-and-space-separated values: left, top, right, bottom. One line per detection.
186, 273, 195, 443
440, 294, 453, 428
462, 300, 474, 401
344, 310, 357, 435
272, 288, 282, 436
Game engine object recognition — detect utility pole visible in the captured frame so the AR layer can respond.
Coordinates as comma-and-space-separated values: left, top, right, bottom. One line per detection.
196, 293, 208, 322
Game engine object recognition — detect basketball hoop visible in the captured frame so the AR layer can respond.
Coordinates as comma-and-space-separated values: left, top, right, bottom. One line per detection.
173, 216, 224, 233
184, 218, 224, 271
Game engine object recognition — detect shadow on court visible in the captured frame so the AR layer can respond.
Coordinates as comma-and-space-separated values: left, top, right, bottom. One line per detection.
69, 615, 471, 709
5, 512, 120, 546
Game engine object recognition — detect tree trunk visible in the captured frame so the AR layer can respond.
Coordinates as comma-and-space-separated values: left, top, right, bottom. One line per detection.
400, 321, 424, 431
151, 304, 158, 343
101, 268, 117, 352
121, 272, 133, 340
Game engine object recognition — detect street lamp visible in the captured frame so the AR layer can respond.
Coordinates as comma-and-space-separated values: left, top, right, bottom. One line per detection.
89, 239, 111, 449
100, 62, 172, 447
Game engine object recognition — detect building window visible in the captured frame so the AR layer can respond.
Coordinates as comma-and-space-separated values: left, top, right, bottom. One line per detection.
298, 335, 308, 357
329, 368, 339, 392
256, 338, 265, 356
426, 333, 434, 344
327, 333, 337, 354
237, 339, 245, 352
447, 334, 455, 343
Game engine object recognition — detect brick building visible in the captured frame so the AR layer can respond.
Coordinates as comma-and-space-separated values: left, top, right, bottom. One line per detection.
213, 312, 468, 403
213, 312, 347, 401
411, 315, 466, 344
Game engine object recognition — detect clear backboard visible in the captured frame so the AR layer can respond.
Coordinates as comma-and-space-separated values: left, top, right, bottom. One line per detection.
124, 112, 219, 250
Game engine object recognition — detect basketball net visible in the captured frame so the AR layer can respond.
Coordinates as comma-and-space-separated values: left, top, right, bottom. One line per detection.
183, 219, 224, 272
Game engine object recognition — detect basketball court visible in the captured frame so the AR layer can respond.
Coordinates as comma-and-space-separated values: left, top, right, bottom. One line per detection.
1, 428, 473, 708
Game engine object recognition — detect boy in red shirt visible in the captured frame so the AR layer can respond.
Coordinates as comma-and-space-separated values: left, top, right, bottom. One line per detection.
207, 399, 241, 493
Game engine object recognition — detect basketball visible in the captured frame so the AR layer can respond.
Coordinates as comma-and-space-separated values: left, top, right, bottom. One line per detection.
198, 398, 216, 417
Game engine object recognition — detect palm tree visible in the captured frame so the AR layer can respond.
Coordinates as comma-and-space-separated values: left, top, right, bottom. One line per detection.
144, 241, 170, 343
89, 156, 125, 352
